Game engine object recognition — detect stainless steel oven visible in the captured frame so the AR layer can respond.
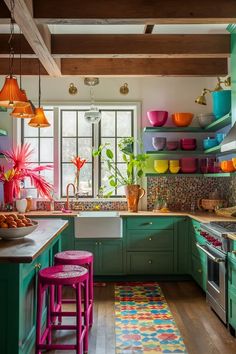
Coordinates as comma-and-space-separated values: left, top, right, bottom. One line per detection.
197, 241, 227, 323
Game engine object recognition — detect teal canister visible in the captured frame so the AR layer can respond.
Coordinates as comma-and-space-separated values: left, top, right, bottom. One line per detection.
212, 90, 231, 119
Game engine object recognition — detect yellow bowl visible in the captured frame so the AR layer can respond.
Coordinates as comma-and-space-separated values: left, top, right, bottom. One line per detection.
232, 158, 236, 169
169, 160, 180, 167
154, 160, 168, 174
169, 166, 180, 174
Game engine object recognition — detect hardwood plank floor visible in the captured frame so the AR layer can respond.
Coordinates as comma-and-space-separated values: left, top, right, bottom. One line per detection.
47, 281, 236, 354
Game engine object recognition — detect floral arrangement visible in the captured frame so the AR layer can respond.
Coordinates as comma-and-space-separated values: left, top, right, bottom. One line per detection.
0, 143, 53, 202
71, 156, 87, 193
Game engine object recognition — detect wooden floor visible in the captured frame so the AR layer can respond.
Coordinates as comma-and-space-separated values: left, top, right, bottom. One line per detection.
48, 281, 236, 354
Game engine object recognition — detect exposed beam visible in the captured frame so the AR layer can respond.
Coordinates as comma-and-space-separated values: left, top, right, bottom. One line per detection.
144, 25, 154, 34
61, 58, 228, 76
33, 0, 236, 24
52, 34, 230, 58
0, 34, 230, 58
3, 0, 61, 76
0, 58, 47, 75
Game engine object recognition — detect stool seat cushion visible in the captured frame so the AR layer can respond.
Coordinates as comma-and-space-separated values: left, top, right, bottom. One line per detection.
39, 265, 88, 285
55, 250, 93, 265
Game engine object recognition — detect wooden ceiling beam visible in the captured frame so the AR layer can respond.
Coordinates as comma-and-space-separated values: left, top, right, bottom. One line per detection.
3, 0, 61, 76
33, 0, 236, 24
0, 58, 227, 76
0, 34, 230, 58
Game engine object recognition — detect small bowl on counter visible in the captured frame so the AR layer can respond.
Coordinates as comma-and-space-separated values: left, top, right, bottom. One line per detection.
152, 137, 166, 151
203, 137, 218, 150
197, 113, 215, 128
180, 138, 197, 151
147, 110, 168, 127
166, 141, 179, 151
172, 113, 194, 127
180, 157, 198, 173
154, 160, 169, 174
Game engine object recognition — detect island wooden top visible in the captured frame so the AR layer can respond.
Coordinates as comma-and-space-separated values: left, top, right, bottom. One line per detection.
0, 219, 68, 263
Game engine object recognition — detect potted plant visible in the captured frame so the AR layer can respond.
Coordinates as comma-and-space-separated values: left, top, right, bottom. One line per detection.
93, 137, 149, 212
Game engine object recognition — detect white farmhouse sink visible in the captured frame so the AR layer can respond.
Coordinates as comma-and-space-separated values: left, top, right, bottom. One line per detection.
75, 211, 122, 238
77, 211, 119, 217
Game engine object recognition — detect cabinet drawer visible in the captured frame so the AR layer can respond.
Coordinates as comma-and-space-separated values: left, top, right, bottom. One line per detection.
127, 229, 174, 251
126, 217, 174, 230
127, 252, 174, 274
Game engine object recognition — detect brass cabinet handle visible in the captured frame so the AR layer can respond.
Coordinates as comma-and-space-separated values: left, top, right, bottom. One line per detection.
99, 242, 102, 245
148, 260, 152, 264
143, 222, 153, 226
198, 268, 202, 273
34, 263, 41, 269
232, 250, 236, 255
95, 242, 98, 245
148, 237, 152, 241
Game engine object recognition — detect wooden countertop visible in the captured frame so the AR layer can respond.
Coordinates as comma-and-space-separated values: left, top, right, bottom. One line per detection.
0, 218, 68, 263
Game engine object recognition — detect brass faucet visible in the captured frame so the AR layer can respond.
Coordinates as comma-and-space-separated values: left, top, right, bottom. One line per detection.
65, 183, 76, 210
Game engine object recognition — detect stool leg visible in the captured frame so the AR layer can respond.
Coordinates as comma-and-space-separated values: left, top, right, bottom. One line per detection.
89, 261, 94, 327
47, 286, 53, 344
36, 281, 43, 354
58, 284, 62, 324
84, 278, 89, 354
76, 283, 82, 354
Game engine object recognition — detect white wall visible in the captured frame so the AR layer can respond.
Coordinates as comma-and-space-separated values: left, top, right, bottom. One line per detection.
0, 76, 216, 137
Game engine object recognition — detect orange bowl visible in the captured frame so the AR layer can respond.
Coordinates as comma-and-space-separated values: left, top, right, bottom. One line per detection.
221, 160, 235, 173
172, 113, 194, 127
232, 158, 236, 169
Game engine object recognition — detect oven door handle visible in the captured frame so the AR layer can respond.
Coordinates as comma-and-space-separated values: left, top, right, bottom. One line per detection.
196, 243, 225, 263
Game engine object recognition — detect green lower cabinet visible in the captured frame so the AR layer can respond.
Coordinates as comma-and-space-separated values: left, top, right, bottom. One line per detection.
228, 255, 236, 332
0, 234, 61, 354
75, 238, 124, 275
191, 254, 207, 291
127, 251, 174, 274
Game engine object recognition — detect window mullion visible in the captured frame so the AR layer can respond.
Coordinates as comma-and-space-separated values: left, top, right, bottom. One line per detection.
93, 120, 100, 198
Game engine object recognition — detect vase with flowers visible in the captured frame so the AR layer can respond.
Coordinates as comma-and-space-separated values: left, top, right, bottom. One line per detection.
0, 143, 53, 208
93, 137, 149, 212
71, 156, 87, 196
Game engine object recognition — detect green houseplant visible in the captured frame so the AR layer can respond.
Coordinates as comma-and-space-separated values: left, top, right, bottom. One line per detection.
93, 137, 149, 212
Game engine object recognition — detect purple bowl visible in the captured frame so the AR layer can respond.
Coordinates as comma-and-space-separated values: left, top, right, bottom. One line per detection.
167, 141, 179, 151
147, 110, 168, 127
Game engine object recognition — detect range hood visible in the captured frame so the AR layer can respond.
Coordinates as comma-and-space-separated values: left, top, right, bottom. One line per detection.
221, 121, 236, 152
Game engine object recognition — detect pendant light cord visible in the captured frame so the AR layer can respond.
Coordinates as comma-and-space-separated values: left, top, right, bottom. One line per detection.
8, 0, 15, 77
38, 60, 41, 107
19, 29, 22, 89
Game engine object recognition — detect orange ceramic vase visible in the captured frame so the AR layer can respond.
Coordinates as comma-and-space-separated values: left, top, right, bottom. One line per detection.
124, 184, 145, 212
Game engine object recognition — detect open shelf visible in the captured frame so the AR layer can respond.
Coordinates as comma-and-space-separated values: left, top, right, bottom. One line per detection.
147, 150, 204, 156
143, 113, 231, 133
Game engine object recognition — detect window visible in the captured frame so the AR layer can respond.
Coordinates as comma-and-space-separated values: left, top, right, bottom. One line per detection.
21, 104, 137, 199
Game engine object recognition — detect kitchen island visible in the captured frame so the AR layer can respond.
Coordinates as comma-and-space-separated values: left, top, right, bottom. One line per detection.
0, 218, 68, 354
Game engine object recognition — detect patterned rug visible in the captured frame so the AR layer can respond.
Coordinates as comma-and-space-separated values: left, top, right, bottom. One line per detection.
115, 282, 187, 354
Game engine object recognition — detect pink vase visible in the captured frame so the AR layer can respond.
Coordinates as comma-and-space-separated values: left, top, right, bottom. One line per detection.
3, 180, 14, 204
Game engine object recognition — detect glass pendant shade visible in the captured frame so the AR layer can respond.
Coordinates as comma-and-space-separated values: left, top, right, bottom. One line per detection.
0, 76, 28, 108
28, 107, 50, 127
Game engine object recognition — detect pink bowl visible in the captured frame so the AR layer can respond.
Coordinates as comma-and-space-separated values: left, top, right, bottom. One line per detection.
180, 158, 198, 173
147, 110, 168, 127
167, 141, 179, 151
180, 138, 197, 151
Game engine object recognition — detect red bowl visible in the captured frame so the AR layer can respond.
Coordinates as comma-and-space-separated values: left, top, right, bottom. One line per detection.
147, 110, 168, 127
180, 158, 198, 173
181, 144, 197, 151
180, 138, 197, 151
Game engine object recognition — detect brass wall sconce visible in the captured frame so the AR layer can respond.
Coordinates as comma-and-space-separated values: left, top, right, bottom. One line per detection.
195, 76, 231, 105
120, 83, 129, 95
68, 83, 78, 95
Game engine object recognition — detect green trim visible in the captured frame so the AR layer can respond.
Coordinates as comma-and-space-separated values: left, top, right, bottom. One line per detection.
143, 113, 231, 133
227, 24, 236, 33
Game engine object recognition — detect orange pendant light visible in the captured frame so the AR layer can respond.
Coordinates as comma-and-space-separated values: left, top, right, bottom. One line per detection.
28, 107, 50, 127
11, 101, 35, 118
0, 76, 29, 108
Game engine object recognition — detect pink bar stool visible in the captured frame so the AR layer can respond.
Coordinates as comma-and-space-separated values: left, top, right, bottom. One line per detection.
36, 264, 89, 354
54, 250, 94, 327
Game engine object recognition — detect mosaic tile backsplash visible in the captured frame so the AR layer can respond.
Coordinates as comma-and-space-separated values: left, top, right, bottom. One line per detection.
147, 176, 231, 211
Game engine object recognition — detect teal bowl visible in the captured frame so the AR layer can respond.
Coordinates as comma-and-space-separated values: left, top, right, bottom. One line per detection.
203, 138, 218, 150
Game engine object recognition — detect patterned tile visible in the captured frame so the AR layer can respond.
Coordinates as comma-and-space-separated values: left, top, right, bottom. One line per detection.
115, 283, 187, 354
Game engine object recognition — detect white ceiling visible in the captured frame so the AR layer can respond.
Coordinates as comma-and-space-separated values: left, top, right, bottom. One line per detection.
153, 24, 229, 34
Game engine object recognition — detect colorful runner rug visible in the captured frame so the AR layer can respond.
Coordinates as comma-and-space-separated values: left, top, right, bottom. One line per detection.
115, 282, 187, 354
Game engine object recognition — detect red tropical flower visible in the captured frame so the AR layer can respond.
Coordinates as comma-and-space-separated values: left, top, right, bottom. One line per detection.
71, 156, 87, 170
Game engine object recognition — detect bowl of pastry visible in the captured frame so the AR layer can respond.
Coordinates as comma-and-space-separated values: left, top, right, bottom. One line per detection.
0, 214, 38, 240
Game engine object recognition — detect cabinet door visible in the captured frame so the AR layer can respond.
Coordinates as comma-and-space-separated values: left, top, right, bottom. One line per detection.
176, 218, 190, 274
99, 239, 124, 275
60, 217, 75, 251
127, 229, 173, 251
75, 239, 99, 275
19, 250, 50, 354
191, 254, 207, 291
228, 256, 236, 330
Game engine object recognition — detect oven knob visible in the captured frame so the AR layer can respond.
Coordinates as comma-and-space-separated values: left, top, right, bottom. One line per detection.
213, 241, 222, 247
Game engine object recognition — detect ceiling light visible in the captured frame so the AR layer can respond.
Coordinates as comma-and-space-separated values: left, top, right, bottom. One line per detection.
84, 77, 101, 124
